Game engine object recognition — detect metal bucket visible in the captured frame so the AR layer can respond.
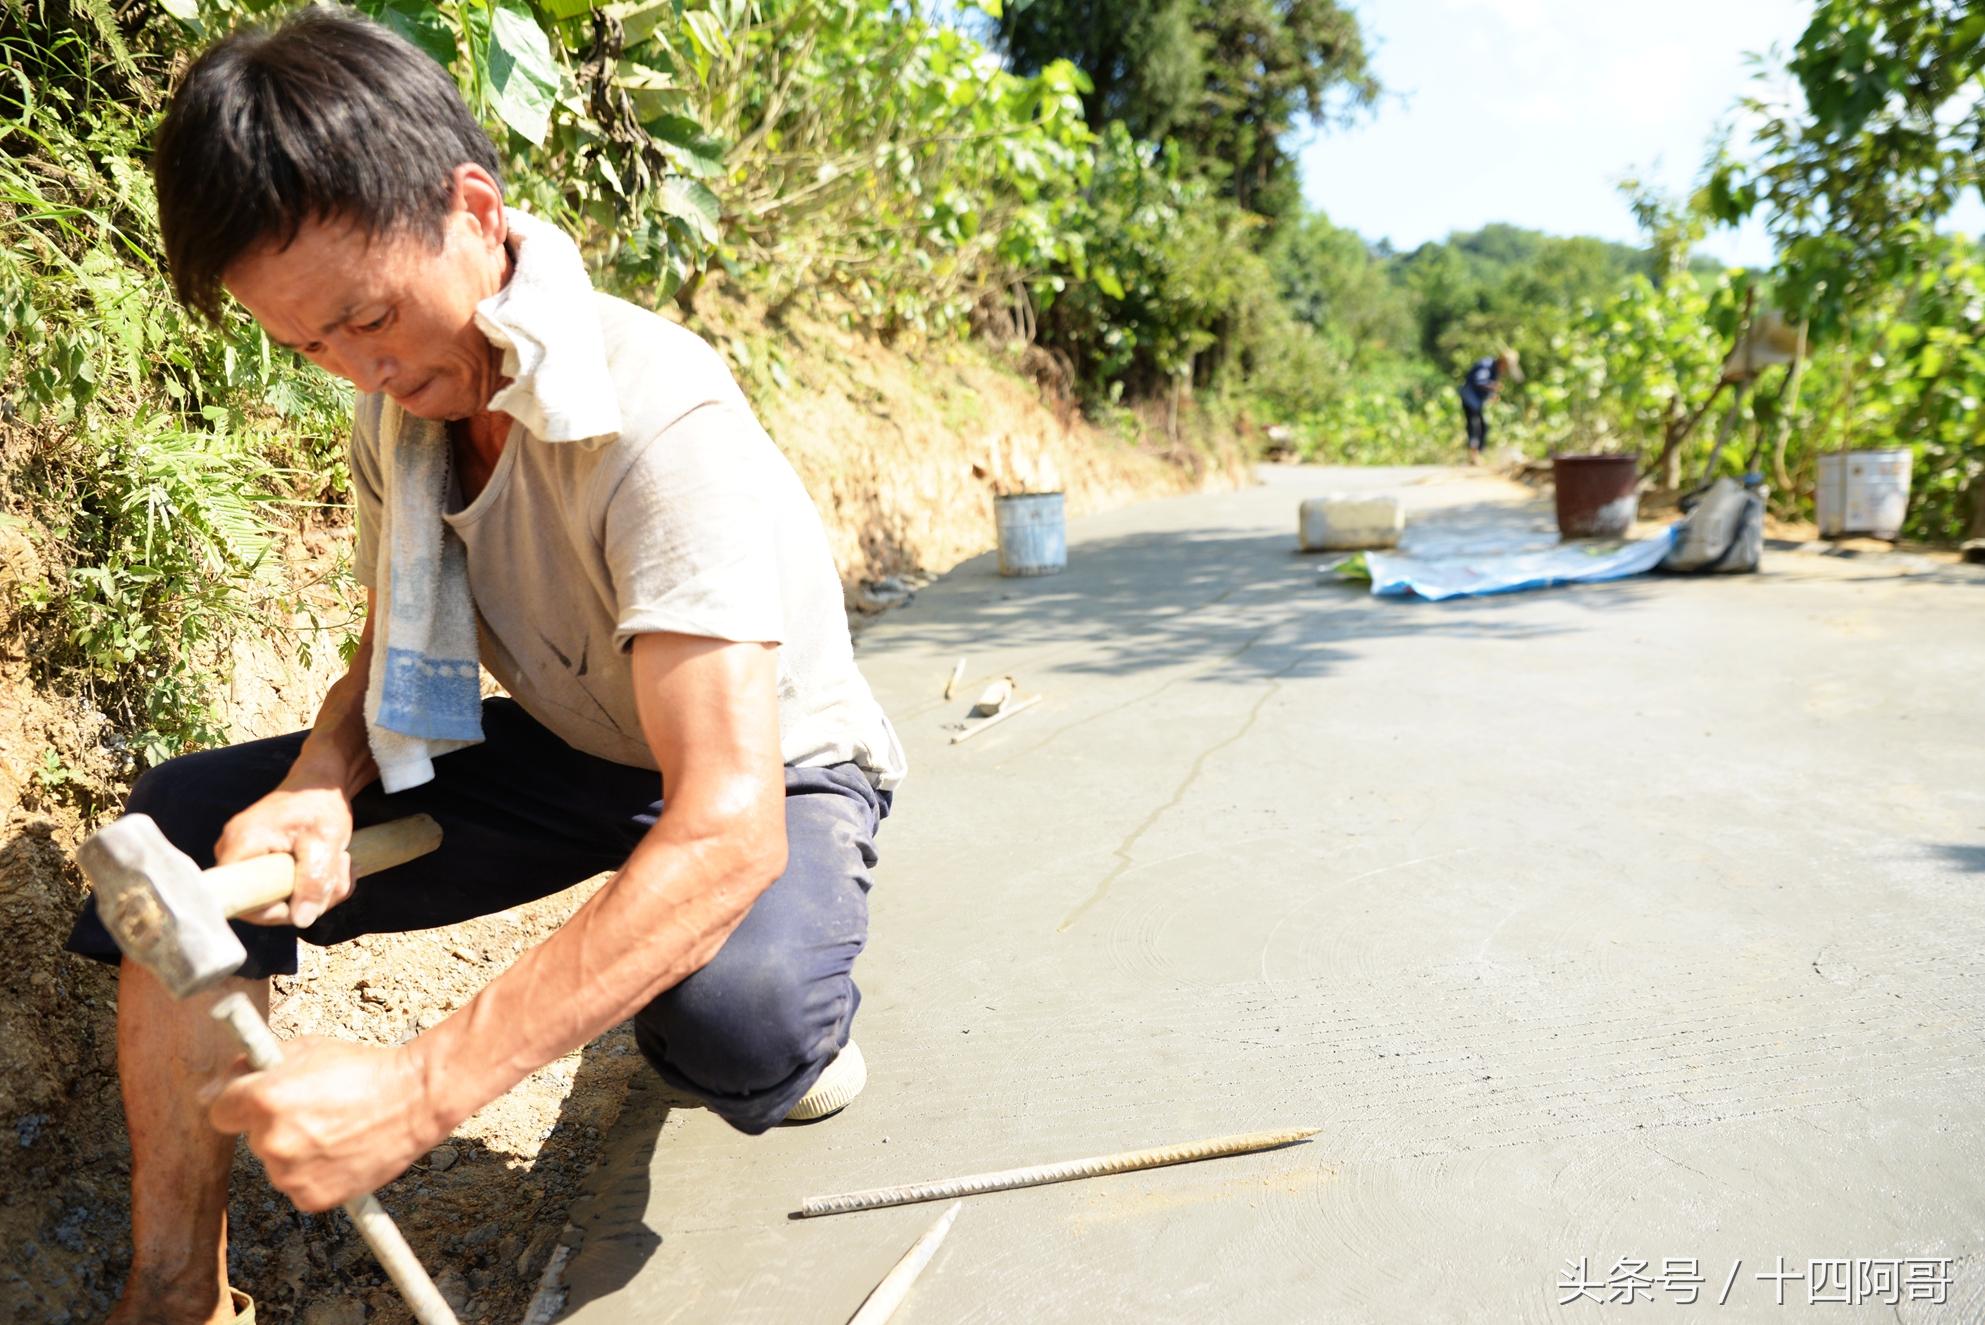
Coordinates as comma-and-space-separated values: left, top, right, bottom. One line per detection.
1552, 453, 1640, 538
1815, 449, 1912, 539
995, 492, 1066, 576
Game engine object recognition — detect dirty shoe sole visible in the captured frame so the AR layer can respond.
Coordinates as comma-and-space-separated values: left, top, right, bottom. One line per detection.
785, 1041, 866, 1122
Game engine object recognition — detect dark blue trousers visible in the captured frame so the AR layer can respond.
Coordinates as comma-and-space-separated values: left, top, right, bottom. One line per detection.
1459, 385, 1489, 452
65, 699, 888, 1134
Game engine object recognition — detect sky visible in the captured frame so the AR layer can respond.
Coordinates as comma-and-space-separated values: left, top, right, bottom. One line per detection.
1296, 0, 1984, 265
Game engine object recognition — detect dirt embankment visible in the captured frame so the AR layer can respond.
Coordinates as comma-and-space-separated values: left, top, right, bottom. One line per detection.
0, 315, 1248, 1324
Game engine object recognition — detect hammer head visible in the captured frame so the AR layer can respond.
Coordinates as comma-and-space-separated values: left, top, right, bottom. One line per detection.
78, 813, 246, 998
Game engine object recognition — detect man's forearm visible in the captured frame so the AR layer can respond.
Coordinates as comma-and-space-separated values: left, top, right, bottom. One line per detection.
290, 622, 378, 800
406, 806, 784, 1135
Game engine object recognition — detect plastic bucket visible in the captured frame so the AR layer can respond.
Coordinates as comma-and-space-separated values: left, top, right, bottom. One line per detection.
1815, 449, 1912, 539
1552, 454, 1640, 538
995, 492, 1067, 576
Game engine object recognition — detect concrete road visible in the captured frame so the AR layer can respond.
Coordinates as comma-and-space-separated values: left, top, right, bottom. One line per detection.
554, 466, 1985, 1324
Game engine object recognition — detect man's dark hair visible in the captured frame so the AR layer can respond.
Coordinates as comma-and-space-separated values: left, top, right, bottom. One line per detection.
154, 5, 502, 320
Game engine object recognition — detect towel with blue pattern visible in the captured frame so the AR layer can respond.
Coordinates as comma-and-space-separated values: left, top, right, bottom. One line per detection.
362, 398, 483, 791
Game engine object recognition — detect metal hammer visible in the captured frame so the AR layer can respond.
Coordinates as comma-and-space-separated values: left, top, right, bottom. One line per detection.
78, 813, 442, 998
78, 813, 460, 1325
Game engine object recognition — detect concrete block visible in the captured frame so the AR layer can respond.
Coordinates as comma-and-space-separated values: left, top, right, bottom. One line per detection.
1299, 494, 1404, 551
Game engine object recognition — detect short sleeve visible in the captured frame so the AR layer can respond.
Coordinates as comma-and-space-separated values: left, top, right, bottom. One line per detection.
349, 396, 386, 589
603, 402, 785, 650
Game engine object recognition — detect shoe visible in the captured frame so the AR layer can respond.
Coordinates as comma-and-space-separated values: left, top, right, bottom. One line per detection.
785, 1040, 866, 1122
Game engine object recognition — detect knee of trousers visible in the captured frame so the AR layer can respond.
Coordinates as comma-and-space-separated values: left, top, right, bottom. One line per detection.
125, 753, 244, 864
630, 953, 855, 1133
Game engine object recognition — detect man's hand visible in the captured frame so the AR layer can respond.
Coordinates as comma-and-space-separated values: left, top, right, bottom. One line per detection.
214, 781, 355, 929
207, 1036, 444, 1213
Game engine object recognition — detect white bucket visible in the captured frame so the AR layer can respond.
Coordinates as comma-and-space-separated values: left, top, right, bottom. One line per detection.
1815, 449, 1912, 539
995, 492, 1066, 576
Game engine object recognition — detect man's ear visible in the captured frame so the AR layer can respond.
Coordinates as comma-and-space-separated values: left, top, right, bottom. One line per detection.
453, 164, 507, 252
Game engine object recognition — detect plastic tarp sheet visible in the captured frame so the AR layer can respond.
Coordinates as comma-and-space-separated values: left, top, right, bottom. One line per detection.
1361, 526, 1679, 601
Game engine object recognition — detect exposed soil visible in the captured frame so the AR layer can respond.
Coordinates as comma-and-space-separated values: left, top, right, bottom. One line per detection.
0, 310, 1245, 1324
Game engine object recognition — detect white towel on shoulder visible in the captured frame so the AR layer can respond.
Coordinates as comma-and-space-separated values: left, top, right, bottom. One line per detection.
477, 209, 622, 446
362, 400, 482, 792
362, 208, 623, 791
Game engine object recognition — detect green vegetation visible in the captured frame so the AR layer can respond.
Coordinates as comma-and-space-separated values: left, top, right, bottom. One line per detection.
1, 0, 1980, 774
1266, 1, 1983, 548
1, 11, 354, 765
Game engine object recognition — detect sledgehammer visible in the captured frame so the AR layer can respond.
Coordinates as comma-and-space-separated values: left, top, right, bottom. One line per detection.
78, 813, 460, 1325
79, 813, 442, 998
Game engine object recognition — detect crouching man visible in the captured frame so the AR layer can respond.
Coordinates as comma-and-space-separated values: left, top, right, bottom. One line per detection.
64, 9, 905, 1322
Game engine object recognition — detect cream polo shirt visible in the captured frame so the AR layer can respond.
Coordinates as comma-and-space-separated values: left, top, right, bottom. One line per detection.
349, 293, 907, 790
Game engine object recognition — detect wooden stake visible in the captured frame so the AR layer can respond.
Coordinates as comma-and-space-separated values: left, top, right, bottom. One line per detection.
949, 693, 1041, 744
212, 994, 459, 1325
846, 1202, 962, 1325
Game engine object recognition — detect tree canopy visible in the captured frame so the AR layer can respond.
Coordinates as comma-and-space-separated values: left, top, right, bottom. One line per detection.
992, 0, 1377, 220
1707, 0, 1985, 332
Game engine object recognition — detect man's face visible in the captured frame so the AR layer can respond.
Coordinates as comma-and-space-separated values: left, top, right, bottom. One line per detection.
224, 173, 508, 421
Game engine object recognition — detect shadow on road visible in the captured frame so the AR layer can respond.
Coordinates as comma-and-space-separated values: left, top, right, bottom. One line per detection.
543, 1069, 687, 1319
879, 508, 1663, 690
1931, 843, 1985, 874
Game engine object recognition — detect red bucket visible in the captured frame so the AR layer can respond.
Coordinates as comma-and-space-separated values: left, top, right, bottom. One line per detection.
1552, 454, 1640, 538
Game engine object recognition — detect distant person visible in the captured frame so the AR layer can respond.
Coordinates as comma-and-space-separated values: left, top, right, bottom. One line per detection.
1458, 350, 1520, 462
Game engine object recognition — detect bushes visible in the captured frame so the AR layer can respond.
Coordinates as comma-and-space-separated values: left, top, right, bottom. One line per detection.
1, 12, 352, 768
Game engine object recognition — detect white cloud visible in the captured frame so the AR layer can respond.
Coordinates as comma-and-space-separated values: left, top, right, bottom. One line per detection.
1496, 90, 1567, 126
1442, 0, 1549, 31
1601, 41, 1708, 129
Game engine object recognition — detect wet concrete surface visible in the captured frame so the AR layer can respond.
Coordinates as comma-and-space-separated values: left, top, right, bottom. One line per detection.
554, 466, 1985, 1323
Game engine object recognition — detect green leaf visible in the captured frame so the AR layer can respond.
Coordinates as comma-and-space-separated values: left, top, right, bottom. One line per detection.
659, 176, 721, 244
359, 0, 458, 68
486, 1, 561, 145
540, 0, 599, 18
641, 112, 705, 148
612, 1, 675, 46
1093, 265, 1125, 300
157, 0, 200, 21
680, 9, 732, 63
615, 59, 689, 123
645, 114, 726, 176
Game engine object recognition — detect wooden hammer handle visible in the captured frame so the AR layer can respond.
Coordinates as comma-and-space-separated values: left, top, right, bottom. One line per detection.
203, 814, 444, 919
211, 994, 461, 1325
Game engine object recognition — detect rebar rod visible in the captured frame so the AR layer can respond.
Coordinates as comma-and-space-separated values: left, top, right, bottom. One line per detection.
798, 1127, 1318, 1218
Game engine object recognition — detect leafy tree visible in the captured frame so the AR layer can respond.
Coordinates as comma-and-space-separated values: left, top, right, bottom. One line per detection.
1389, 223, 1651, 376
1706, 0, 1985, 333
1701, 0, 1984, 534
990, 0, 1377, 219
1266, 209, 1413, 369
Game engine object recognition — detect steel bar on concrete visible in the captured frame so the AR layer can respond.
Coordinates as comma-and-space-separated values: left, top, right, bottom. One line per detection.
800, 1128, 1318, 1217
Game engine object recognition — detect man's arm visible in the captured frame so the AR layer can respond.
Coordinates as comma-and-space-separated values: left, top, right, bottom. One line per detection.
214, 591, 380, 928
211, 631, 787, 1212
416, 632, 786, 1117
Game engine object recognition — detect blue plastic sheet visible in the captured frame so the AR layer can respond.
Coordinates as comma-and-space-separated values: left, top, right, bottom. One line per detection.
1362, 526, 1679, 601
